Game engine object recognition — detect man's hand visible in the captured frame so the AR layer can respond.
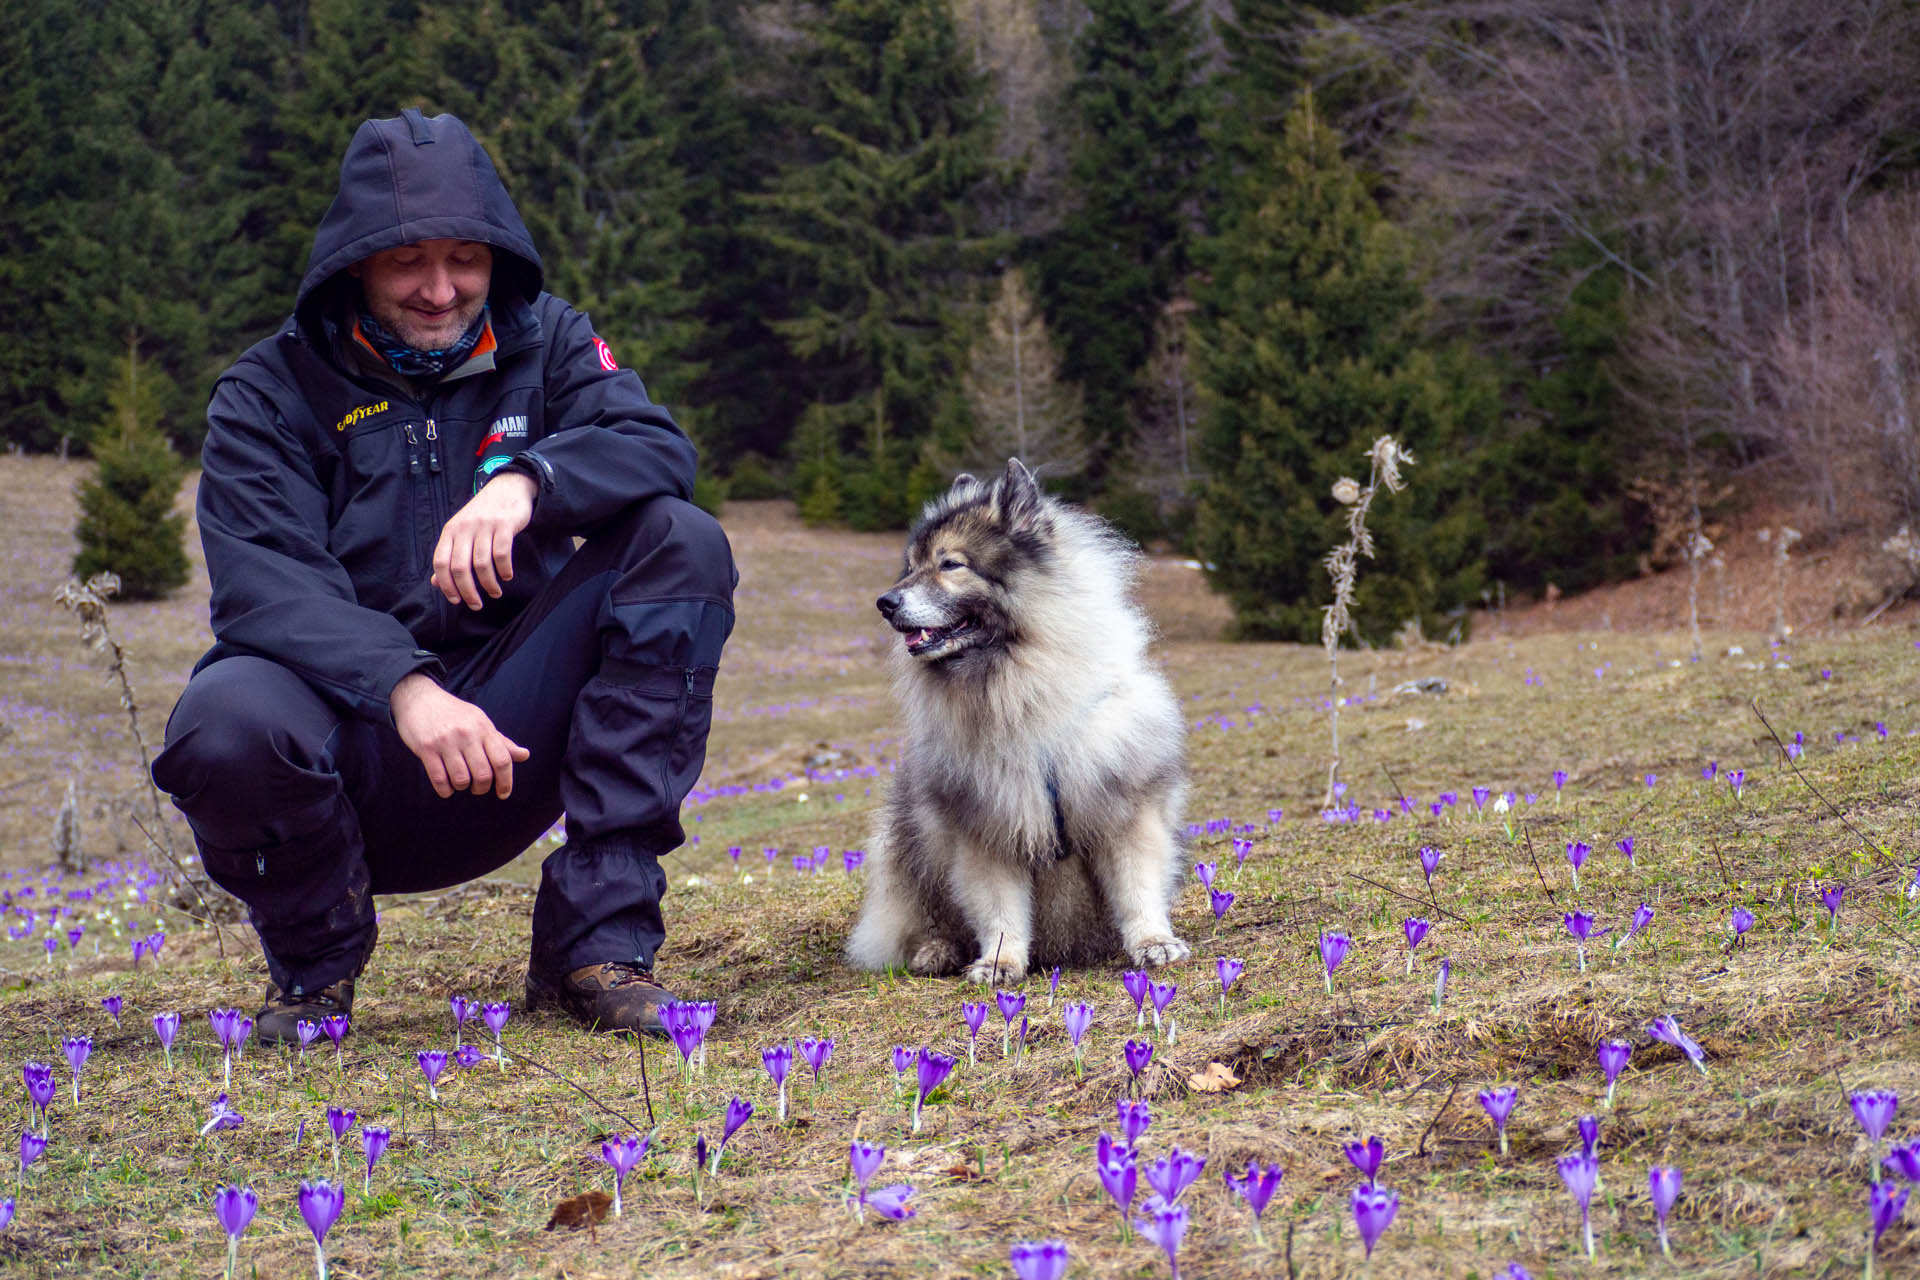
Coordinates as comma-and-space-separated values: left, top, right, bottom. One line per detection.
432, 471, 537, 610
391, 673, 530, 798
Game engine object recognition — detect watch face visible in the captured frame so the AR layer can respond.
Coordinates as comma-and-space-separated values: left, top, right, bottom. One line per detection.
474, 452, 514, 495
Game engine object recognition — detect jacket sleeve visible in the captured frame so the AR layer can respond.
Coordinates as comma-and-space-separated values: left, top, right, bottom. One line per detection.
198, 375, 443, 722
513, 299, 698, 530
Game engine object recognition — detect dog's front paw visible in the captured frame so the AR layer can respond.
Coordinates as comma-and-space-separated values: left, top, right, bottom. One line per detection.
908, 938, 964, 975
964, 955, 1028, 987
1130, 934, 1191, 968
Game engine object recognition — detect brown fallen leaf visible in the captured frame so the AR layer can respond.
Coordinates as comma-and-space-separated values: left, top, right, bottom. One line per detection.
1187, 1061, 1242, 1093
546, 1189, 612, 1235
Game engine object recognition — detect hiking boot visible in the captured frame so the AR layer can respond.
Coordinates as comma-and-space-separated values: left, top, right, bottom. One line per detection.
525, 960, 679, 1036
255, 977, 356, 1045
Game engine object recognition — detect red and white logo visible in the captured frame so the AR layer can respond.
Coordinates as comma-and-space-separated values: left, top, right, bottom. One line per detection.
593, 336, 618, 371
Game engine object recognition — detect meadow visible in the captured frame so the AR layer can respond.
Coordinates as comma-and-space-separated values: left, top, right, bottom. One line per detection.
1, 454, 1918, 1278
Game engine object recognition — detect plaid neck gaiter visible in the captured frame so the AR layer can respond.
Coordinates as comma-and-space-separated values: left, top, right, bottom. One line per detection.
356, 304, 489, 380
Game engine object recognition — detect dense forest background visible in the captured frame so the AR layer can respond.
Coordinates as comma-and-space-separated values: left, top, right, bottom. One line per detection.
8, 0, 1920, 639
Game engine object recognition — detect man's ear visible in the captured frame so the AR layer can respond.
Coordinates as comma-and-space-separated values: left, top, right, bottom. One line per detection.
992, 458, 1046, 535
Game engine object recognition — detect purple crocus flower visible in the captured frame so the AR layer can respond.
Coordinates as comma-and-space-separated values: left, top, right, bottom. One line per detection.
1872, 1180, 1910, 1267
847, 1138, 886, 1205
1731, 906, 1755, 939
100, 995, 122, 1027
1727, 768, 1746, 798
449, 995, 474, 1049
1472, 784, 1491, 812
710, 1096, 752, 1172
153, 1011, 180, 1072
1096, 1133, 1137, 1220
1194, 861, 1216, 891
1854, 1089, 1900, 1180
144, 931, 166, 961
198, 1092, 244, 1136
601, 1133, 649, 1217
22, 1062, 53, 1135
1619, 903, 1654, 947
911, 1047, 954, 1134
1117, 1099, 1152, 1146
1418, 846, 1443, 883
1121, 972, 1151, 1027
1562, 911, 1603, 971
1047, 965, 1062, 1006
1702, 760, 1718, 780
1319, 931, 1353, 994
1145, 1147, 1206, 1203
1577, 1114, 1600, 1158
325, 1106, 355, 1176
1648, 1015, 1708, 1075
1224, 1160, 1284, 1245
1402, 918, 1430, 974
213, 1183, 258, 1280
1063, 1002, 1095, 1074
1344, 1135, 1384, 1184
1616, 836, 1636, 864
1887, 1138, 1920, 1183
1559, 1152, 1599, 1258
763, 1043, 794, 1122
1351, 1183, 1399, 1259
995, 991, 1027, 1057
1009, 1240, 1068, 1280
0, 1196, 11, 1233
798, 1035, 835, 1087
1479, 1086, 1518, 1156
1215, 957, 1244, 1013
60, 1035, 91, 1106
1597, 1039, 1632, 1107
961, 1001, 989, 1064
1146, 981, 1178, 1034
321, 1013, 349, 1064
361, 1125, 392, 1194
481, 1001, 509, 1068
1123, 1039, 1153, 1084
295, 1020, 320, 1059
1209, 887, 1235, 922
1552, 768, 1568, 798
298, 1178, 346, 1279
1649, 1165, 1681, 1255
1135, 1200, 1189, 1277
1565, 840, 1591, 889
889, 1044, 913, 1089
862, 1182, 918, 1221
18, 1129, 47, 1177
417, 1049, 448, 1101
1820, 883, 1847, 926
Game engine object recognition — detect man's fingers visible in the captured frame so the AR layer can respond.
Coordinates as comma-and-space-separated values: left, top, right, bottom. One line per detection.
450, 532, 485, 610
490, 525, 515, 590
484, 737, 518, 799
422, 753, 455, 800
473, 531, 504, 601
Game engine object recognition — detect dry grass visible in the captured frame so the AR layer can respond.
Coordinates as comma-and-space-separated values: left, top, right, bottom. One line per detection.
3, 457, 1920, 1278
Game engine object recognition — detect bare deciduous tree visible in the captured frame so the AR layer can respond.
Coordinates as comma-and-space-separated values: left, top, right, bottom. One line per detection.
949, 266, 1086, 477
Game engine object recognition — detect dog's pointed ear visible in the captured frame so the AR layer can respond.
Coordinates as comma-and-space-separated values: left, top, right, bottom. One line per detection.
993, 457, 1047, 535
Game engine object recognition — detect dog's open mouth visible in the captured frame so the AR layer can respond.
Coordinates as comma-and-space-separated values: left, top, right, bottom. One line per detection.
901, 619, 980, 658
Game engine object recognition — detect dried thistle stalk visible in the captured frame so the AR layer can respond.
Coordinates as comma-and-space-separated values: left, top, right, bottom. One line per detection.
1321, 436, 1414, 806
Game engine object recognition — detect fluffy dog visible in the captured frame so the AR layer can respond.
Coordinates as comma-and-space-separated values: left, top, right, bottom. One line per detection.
846, 459, 1191, 986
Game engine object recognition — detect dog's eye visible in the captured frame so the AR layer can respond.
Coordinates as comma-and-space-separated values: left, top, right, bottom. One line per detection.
938, 558, 967, 573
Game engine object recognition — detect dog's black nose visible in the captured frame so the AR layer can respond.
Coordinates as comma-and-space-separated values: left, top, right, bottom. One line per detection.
876, 590, 901, 620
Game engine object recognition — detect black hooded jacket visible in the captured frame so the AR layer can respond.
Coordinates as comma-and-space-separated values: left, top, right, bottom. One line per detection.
196, 110, 697, 722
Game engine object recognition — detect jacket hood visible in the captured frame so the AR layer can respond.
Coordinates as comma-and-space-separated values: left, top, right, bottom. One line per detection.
295, 109, 544, 335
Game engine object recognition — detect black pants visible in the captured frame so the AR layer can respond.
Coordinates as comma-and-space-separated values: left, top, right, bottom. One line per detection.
152, 496, 735, 995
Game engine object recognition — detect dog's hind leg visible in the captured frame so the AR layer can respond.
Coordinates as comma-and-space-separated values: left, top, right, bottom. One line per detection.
1095, 804, 1191, 969
950, 840, 1034, 986
847, 846, 933, 973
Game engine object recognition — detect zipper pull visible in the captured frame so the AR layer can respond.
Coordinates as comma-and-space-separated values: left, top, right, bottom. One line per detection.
255, 853, 266, 876
425, 419, 442, 473
404, 423, 422, 476
685, 669, 697, 695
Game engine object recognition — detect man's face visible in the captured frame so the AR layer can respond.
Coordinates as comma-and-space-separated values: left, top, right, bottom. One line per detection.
350, 239, 493, 350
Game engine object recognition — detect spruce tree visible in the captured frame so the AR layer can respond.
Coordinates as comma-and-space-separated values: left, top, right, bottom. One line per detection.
747, 0, 1006, 528
1191, 99, 1489, 642
1035, 0, 1209, 479
73, 336, 190, 600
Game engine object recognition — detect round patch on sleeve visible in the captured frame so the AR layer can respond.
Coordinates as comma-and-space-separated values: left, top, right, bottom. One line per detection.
593, 335, 618, 371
